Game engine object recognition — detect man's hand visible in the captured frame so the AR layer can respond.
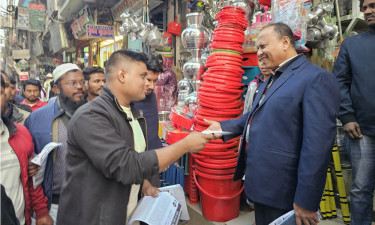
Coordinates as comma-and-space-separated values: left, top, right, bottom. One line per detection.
28, 155, 40, 177
294, 203, 319, 225
203, 119, 223, 139
142, 180, 160, 198
343, 122, 363, 139
182, 131, 215, 153
36, 215, 53, 225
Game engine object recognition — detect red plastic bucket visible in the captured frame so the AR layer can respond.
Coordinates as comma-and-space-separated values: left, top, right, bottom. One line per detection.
195, 158, 237, 169
192, 154, 237, 163
195, 163, 236, 175
193, 170, 243, 222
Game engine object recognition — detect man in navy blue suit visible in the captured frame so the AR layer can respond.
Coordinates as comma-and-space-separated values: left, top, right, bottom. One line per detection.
205, 23, 340, 225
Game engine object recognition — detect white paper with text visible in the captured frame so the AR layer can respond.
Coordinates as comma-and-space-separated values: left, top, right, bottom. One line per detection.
32, 142, 62, 189
128, 192, 181, 225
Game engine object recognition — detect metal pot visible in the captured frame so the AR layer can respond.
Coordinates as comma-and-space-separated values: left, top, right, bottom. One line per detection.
315, 18, 328, 30
321, 1, 334, 13
182, 48, 204, 80
181, 13, 210, 49
307, 28, 322, 42
307, 12, 319, 27
321, 24, 337, 40
178, 78, 194, 94
183, 58, 204, 80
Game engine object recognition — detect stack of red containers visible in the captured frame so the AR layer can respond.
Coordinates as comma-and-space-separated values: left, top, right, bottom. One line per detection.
191, 6, 247, 222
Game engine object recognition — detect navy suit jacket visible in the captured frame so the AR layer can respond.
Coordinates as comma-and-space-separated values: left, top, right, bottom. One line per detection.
220, 55, 340, 211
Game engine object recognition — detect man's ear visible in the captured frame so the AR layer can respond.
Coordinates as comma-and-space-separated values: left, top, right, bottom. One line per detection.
282, 36, 291, 51
117, 68, 127, 83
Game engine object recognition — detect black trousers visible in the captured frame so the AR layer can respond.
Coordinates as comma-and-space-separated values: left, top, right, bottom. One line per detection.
254, 202, 291, 225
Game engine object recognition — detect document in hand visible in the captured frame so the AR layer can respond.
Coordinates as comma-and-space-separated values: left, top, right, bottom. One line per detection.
159, 184, 190, 221
128, 192, 182, 225
31, 142, 62, 189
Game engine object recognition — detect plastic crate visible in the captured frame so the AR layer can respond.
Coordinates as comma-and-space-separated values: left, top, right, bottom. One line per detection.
241, 66, 261, 85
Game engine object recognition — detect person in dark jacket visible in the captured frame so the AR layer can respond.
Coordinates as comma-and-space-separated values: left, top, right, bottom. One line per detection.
56, 50, 213, 225
8, 76, 25, 105
134, 54, 164, 187
333, 0, 375, 224
205, 23, 340, 225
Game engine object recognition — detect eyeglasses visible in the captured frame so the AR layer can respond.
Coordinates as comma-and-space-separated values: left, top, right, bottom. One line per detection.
63, 80, 87, 88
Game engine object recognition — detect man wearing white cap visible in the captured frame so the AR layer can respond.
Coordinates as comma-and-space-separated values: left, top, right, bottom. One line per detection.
24, 63, 87, 224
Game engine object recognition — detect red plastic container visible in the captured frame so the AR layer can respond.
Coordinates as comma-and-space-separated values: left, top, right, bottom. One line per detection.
221, 6, 246, 14
242, 53, 259, 66
163, 123, 190, 144
193, 170, 243, 222
195, 164, 236, 175
192, 154, 238, 164
170, 107, 194, 130
195, 158, 238, 169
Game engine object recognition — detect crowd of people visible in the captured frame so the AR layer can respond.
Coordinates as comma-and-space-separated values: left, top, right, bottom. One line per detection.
1, 1, 374, 224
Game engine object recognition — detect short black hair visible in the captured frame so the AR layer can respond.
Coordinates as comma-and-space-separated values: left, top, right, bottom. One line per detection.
22, 79, 42, 91
264, 22, 295, 47
1, 75, 5, 88
1, 70, 9, 79
105, 50, 147, 76
145, 54, 163, 73
9, 77, 16, 85
82, 66, 105, 81
156, 54, 163, 62
50, 80, 55, 88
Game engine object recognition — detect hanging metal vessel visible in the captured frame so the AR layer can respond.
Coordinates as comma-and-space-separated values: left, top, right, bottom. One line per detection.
181, 13, 210, 49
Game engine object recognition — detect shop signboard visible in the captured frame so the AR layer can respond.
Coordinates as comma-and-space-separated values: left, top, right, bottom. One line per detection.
19, 72, 29, 80
70, 7, 91, 39
17, 7, 29, 30
29, 8, 45, 31
111, 0, 142, 21
28, 3, 45, 10
17, 6, 45, 31
86, 24, 114, 39
12, 49, 30, 59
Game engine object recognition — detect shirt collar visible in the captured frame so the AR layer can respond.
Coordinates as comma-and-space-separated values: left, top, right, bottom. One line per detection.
273, 54, 303, 76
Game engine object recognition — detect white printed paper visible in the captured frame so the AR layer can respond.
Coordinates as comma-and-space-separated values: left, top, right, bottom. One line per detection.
31, 142, 62, 166
32, 142, 62, 189
201, 130, 233, 135
128, 192, 182, 225
159, 184, 190, 221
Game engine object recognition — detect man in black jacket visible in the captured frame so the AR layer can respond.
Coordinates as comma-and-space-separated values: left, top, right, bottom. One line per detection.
56, 50, 213, 225
333, 1, 375, 224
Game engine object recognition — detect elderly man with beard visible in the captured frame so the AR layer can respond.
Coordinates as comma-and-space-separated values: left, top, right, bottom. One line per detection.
82, 66, 106, 101
205, 23, 340, 225
24, 63, 87, 224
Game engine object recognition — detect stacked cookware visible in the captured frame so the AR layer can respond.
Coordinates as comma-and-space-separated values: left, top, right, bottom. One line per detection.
180, 12, 211, 206
192, 6, 247, 222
